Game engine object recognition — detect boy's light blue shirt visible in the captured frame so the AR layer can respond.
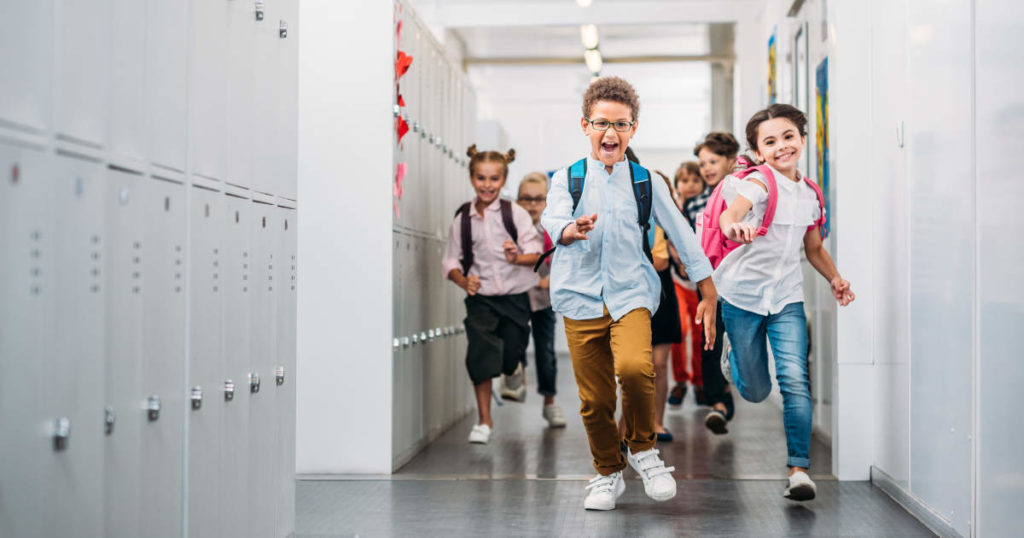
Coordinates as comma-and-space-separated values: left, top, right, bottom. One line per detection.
541, 156, 714, 322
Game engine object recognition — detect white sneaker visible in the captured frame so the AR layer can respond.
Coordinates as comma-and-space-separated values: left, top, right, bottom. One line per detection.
542, 403, 567, 428
626, 447, 677, 501
583, 471, 625, 510
468, 424, 492, 444
784, 471, 817, 501
500, 364, 527, 402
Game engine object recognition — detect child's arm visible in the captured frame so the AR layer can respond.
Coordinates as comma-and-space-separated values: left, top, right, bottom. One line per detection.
718, 178, 767, 244
441, 214, 482, 295
503, 240, 541, 267
541, 168, 597, 249
503, 204, 544, 266
447, 269, 481, 295
803, 228, 855, 306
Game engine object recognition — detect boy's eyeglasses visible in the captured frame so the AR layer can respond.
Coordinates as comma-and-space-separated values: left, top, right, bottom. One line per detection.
518, 196, 546, 204
586, 119, 635, 132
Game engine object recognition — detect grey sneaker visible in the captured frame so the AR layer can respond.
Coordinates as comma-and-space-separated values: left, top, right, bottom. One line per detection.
784, 471, 817, 501
500, 363, 526, 402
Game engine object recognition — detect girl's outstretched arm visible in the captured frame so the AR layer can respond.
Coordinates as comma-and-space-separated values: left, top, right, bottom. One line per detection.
803, 228, 855, 306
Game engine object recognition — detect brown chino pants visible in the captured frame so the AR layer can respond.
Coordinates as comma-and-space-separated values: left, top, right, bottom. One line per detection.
564, 306, 656, 475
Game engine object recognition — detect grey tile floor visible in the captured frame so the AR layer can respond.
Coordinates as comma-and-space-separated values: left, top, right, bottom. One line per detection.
297, 355, 934, 537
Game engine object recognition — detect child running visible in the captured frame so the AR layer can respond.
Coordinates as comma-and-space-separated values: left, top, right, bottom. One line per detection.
715, 104, 855, 500
667, 162, 706, 408
442, 146, 543, 444
515, 172, 567, 428
541, 77, 718, 511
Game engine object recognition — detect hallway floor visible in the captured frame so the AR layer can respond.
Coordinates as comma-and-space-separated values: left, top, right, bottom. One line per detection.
296, 356, 934, 537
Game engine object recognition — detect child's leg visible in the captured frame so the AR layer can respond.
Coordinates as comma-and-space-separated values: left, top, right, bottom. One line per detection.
765, 302, 812, 470
464, 296, 506, 425
609, 308, 656, 453
474, 379, 493, 426
670, 281, 690, 385
652, 343, 671, 431
530, 307, 558, 403
496, 295, 532, 377
718, 300, 772, 402
683, 287, 703, 387
701, 301, 732, 414
564, 310, 623, 475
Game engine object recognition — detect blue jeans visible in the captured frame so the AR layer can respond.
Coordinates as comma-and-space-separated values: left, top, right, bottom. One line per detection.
720, 300, 812, 469
529, 307, 558, 397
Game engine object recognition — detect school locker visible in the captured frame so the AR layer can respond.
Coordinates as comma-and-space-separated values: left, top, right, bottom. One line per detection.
103, 169, 146, 538
0, 144, 51, 538
55, 0, 110, 147
140, 175, 187, 538
249, 0, 282, 195
42, 154, 108, 538
274, 1, 299, 199
248, 201, 279, 538
0, 1, 52, 133
221, 193, 253, 538
147, 0, 188, 172
188, 186, 227, 538
226, 0, 258, 189
275, 206, 297, 537
190, 0, 229, 181
109, 0, 148, 163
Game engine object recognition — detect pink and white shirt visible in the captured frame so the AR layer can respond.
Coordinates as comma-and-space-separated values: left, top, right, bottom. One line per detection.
442, 197, 542, 296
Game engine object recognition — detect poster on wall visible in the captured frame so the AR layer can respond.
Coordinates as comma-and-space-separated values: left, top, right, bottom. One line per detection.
768, 30, 778, 104
815, 57, 831, 239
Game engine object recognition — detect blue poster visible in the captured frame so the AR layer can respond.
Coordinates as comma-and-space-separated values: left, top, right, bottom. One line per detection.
815, 57, 830, 239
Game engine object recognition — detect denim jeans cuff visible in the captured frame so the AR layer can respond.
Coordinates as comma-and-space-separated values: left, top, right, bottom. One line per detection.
787, 457, 811, 469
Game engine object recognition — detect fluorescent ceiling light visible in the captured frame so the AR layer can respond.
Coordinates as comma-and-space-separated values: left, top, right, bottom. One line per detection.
584, 49, 603, 73
580, 24, 599, 49
577, 0, 593, 7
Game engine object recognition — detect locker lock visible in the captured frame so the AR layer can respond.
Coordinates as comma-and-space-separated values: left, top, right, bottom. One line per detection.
435, 327, 442, 339
402, 337, 411, 348
191, 387, 203, 410
420, 331, 428, 343
224, 379, 235, 401
249, 372, 261, 393
427, 329, 435, 341
275, 366, 285, 386
393, 338, 400, 350
411, 334, 419, 345
147, 395, 161, 421
279, 20, 288, 39
393, 104, 401, 118
105, 407, 116, 436
421, 130, 427, 140
255, 1, 264, 21
413, 122, 420, 133
53, 417, 71, 451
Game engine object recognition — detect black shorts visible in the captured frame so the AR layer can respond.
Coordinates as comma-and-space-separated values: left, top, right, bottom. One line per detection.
651, 268, 682, 345
463, 293, 531, 385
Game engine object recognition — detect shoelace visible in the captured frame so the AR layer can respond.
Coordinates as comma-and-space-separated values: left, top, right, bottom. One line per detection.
585, 474, 617, 494
632, 449, 676, 478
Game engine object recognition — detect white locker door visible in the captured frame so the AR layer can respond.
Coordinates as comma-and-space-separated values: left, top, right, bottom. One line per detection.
274, 1, 298, 199
221, 194, 252, 538
109, 0, 148, 162
250, 1, 281, 194
190, 0, 228, 181
248, 202, 279, 537
104, 169, 145, 538
0, 1, 52, 132
188, 187, 225, 538
55, 0, 110, 147
0, 145, 51, 538
140, 176, 187, 538
42, 155, 107, 538
226, 0, 257, 189
274, 207, 297, 537
147, 0, 188, 171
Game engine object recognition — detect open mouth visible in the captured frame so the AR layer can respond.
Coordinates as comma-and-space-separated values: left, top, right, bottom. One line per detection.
600, 141, 619, 155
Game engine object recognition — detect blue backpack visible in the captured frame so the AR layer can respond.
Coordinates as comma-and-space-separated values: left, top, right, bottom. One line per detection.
534, 158, 653, 271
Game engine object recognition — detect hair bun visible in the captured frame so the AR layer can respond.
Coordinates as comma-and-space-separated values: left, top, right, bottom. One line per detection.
505, 148, 516, 164
466, 144, 479, 158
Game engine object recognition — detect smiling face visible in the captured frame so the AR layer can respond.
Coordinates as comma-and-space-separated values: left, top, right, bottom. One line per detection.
470, 161, 507, 205
752, 117, 806, 178
697, 147, 735, 188
582, 100, 636, 171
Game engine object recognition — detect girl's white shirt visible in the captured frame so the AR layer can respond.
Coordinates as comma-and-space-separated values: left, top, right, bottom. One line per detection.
711, 164, 822, 316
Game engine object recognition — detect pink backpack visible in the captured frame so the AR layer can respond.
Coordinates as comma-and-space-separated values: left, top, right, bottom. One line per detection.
699, 164, 827, 269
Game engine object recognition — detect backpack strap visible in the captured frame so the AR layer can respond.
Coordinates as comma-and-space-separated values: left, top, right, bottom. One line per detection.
628, 160, 654, 261
499, 199, 518, 243
534, 159, 587, 271
732, 164, 779, 237
802, 177, 828, 238
455, 202, 473, 276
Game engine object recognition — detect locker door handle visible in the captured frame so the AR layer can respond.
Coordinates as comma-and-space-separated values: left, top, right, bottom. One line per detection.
427, 329, 435, 341
105, 407, 116, 435
249, 372, 261, 394
393, 338, 400, 350
191, 387, 203, 410
224, 380, 236, 401
255, 1, 265, 21
275, 366, 285, 386
402, 337, 411, 348
279, 20, 288, 39
53, 417, 71, 451
147, 396, 161, 421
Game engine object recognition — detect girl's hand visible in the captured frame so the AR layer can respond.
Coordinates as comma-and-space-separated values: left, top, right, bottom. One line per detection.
830, 276, 855, 306
538, 276, 550, 289
465, 275, 482, 296
561, 213, 598, 244
726, 222, 757, 244
502, 240, 519, 263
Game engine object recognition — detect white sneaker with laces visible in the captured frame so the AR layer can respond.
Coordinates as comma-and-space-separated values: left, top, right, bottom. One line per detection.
583, 471, 625, 511
468, 424, 492, 444
784, 470, 817, 501
627, 447, 677, 501
500, 364, 527, 402
542, 403, 567, 428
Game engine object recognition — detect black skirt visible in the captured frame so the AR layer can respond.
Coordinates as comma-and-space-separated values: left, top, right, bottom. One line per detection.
651, 268, 682, 345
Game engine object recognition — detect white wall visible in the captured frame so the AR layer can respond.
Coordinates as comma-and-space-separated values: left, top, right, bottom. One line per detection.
297, 0, 395, 474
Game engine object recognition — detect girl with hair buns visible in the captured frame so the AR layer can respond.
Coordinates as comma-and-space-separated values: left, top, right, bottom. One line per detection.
441, 145, 544, 444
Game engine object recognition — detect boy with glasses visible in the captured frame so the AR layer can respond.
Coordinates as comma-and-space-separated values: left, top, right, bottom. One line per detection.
541, 77, 719, 511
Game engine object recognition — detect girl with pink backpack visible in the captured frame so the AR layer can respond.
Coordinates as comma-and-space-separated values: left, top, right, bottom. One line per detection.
707, 104, 854, 502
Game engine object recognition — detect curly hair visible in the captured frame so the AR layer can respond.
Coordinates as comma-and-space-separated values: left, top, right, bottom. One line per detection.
582, 76, 640, 122
466, 144, 516, 178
